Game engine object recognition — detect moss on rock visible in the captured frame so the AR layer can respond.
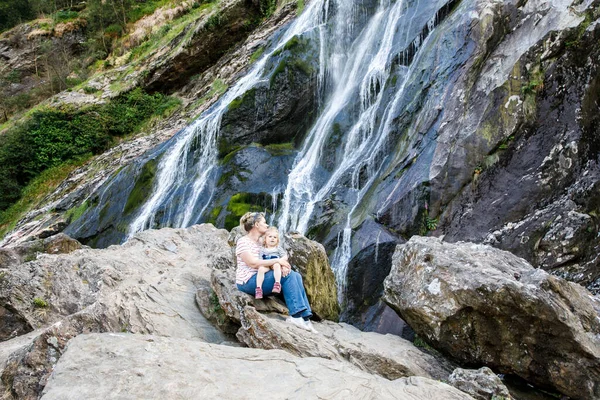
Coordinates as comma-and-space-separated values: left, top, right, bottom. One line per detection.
224, 192, 273, 231
124, 158, 158, 216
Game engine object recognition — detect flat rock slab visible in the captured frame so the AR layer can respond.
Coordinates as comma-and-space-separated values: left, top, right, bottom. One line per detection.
41, 333, 474, 400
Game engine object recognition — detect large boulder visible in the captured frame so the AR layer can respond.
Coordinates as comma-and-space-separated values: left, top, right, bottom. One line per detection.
283, 232, 340, 321
41, 333, 473, 400
383, 236, 600, 400
0, 224, 233, 398
448, 367, 511, 400
207, 266, 455, 382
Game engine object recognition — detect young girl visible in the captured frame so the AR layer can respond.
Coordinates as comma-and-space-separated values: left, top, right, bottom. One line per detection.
255, 227, 285, 299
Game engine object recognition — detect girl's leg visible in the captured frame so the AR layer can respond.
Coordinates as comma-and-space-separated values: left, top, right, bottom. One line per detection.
256, 267, 269, 288
271, 263, 282, 293
272, 263, 282, 283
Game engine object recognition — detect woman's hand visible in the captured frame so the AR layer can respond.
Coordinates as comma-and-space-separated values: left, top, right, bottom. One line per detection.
281, 264, 291, 277
277, 257, 291, 269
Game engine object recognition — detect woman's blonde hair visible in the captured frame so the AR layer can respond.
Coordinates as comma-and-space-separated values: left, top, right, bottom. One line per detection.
240, 211, 265, 233
264, 226, 280, 246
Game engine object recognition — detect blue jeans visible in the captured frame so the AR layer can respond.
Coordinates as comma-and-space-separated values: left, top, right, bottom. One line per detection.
237, 270, 312, 318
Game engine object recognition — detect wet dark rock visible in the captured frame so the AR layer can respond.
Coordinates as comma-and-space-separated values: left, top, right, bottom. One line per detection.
442, 21, 600, 293
342, 218, 400, 324
218, 31, 320, 152
206, 144, 296, 230
384, 236, 600, 400
359, 300, 415, 340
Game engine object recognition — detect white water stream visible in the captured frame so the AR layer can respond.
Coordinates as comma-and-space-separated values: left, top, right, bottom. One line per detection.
128, 0, 453, 305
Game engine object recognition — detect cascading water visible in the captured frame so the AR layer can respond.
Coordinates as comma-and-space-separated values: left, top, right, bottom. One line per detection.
276, 0, 454, 304
126, 0, 331, 238
122, 0, 459, 306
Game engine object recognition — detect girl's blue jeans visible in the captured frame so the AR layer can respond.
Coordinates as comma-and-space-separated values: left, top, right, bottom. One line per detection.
237, 270, 312, 318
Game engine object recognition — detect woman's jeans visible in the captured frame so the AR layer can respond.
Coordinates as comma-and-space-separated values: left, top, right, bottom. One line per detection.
237, 270, 312, 318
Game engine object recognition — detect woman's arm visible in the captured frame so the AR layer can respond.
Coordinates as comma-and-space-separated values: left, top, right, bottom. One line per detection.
239, 251, 290, 269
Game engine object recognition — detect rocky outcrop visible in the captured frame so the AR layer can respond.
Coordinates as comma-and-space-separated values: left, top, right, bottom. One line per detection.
144, 0, 276, 93
383, 236, 600, 400
442, 10, 600, 293
0, 225, 232, 398
1, 225, 465, 399
0, 233, 83, 269
41, 333, 473, 400
283, 232, 339, 321
448, 367, 512, 400
206, 264, 455, 382
218, 31, 320, 151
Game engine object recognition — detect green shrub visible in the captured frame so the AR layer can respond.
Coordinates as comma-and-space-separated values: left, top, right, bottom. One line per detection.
4, 70, 21, 84
0, 89, 178, 218
33, 297, 49, 308
54, 10, 79, 22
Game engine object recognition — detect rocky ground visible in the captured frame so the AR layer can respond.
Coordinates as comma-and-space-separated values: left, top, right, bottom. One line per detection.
1, 225, 598, 399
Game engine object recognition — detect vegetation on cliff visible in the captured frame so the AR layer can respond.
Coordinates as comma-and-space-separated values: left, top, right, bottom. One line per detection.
0, 88, 180, 236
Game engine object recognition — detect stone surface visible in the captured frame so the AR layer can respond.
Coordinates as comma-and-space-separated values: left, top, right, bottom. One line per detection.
383, 236, 600, 400
448, 367, 511, 400
40, 333, 473, 400
209, 265, 455, 382
0, 225, 233, 398
0, 233, 84, 269
283, 232, 340, 321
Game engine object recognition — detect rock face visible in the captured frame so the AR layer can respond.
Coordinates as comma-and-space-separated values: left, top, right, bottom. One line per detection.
442, 11, 600, 293
1, 226, 468, 399
448, 367, 511, 400
144, 0, 274, 93
41, 333, 473, 400
383, 236, 600, 400
283, 232, 340, 321
0, 225, 233, 399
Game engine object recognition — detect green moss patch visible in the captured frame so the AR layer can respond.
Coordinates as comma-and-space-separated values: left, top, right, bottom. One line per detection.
228, 88, 257, 111
206, 205, 223, 225
124, 158, 158, 216
224, 192, 273, 231
64, 201, 90, 224
264, 142, 295, 156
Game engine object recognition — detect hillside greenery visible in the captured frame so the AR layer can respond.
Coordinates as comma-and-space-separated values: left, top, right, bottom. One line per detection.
0, 88, 181, 236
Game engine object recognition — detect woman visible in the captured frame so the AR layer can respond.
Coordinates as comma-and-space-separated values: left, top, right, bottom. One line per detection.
236, 211, 317, 333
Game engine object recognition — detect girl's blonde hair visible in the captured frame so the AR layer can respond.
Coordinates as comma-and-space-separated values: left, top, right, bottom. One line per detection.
240, 212, 265, 233
264, 226, 280, 246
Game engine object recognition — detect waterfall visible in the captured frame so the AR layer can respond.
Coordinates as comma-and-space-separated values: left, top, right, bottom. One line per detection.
276, 0, 452, 303
126, 0, 330, 238
124, 0, 458, 305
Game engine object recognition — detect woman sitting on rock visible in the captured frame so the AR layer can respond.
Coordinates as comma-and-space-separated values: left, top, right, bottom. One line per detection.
236, 211, 317, 333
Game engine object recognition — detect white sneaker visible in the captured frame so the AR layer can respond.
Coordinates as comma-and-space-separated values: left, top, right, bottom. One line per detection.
286, 316, 308, 330
303, 320, 318, 334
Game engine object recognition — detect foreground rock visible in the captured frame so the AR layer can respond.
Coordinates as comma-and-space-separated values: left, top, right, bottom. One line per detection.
41, 333, 473, 400
448, 367, 511, 400
205, 266, 455, 381
283, 232, 340, 321
0, 225, 233, 398
384, 236, 600, 400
